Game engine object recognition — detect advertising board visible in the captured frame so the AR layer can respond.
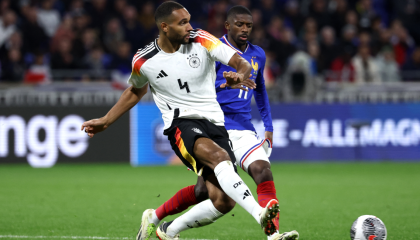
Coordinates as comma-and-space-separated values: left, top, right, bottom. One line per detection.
130, 103, 420, 165
0, 106, 129, 167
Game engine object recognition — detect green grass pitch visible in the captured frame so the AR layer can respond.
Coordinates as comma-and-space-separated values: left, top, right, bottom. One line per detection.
1, 162, 419, 240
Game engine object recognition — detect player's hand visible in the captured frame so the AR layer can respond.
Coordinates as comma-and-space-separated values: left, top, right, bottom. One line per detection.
220, 79, 256, 91
223, 71, 246, 87
265, 131, 273, 144
81, 118, 108, 138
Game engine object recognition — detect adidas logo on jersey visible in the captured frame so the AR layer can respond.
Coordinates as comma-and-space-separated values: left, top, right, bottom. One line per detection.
156, 70, 168, 78
192, 128, 202, 134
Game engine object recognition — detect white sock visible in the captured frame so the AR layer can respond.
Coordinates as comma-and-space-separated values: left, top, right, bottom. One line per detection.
268, 231, 280, 240
214, 160, 262, 223
148, 210, 160, 226
166, 199, 224, 237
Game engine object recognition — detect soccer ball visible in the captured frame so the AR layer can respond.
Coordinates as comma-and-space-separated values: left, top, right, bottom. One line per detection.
350, 215, 387, 240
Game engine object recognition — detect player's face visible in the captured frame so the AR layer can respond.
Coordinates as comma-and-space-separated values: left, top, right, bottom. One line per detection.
227, 14, 253, 46
167, 8, 193, 45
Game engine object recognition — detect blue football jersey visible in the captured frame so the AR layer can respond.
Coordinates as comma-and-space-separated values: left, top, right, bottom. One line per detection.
215, 35, 273, 132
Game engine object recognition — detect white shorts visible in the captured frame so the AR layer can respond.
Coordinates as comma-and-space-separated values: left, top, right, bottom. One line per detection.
228, 130, 272, 173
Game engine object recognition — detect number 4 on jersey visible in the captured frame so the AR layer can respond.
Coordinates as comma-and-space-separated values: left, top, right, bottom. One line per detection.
178, 79, 190, 93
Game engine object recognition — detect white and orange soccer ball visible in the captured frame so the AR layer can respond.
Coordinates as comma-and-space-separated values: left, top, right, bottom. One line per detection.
350, 215, 387, 240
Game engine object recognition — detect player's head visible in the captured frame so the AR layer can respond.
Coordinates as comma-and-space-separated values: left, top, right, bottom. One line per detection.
155, 1, 193, 44
225, 6, 253, 46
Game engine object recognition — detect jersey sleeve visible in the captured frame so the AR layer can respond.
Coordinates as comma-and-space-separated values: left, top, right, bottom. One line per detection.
191, 30, 236, 65
127, 54, 149, 88
254, 51, 273, 132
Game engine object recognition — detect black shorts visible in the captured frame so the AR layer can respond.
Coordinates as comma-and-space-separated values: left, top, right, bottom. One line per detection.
164, 118, 237, 178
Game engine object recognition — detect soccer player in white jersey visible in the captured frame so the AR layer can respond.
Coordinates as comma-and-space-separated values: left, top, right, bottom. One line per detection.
81, 2, 279, 240
137, 5, 299, 240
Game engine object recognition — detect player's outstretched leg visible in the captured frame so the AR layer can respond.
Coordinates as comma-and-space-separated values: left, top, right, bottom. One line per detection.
137, 178, 208, 240
160, 173, 233, 238
194, 138, 279, 235
154, 177, 207, 223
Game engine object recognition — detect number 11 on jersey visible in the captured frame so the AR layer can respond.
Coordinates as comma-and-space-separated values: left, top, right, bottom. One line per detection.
238, 87, 248, 99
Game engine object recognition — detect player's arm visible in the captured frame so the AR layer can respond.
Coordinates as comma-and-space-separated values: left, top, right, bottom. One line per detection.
217, 59, 256, 91
254, 53, 273, 142
81, 84, 148, 138
223, 53, 253, 87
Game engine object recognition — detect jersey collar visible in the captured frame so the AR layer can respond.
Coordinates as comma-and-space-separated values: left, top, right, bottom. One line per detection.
222, 35, 249, 55
154, 39, 161, 51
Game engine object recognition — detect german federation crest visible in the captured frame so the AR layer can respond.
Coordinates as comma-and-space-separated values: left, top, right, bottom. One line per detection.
187, 53, 200, 68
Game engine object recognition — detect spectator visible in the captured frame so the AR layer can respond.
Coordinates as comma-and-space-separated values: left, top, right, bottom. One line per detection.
0, 0, 10, 16
372, 28, 393, 57
402, 48, 420, 81
122, 5, 144, 52
51, 15, 74, 53
68, 0, 84, 14
72, 9, 90, 38
270, 28, 297, 73
329, 0, 348, 35
207, 0, 229, 37
250, 28, 269, 50
0, 9, 17, 48
358, 31, 371, 47
299, 17, 317, 40
307, 40, 320, 74
329, 46, 355, 82
345, 10, 359, 28
1, 48, 24, 82
340, 24, 358, 55
37, 0, 61, 38
390, 20, 415, 67
24, 51, 51, 84
113, 0, 128, 20
283, 0, 303, 36
352, 44, 381, 84
0, 31, 22, 63
267, 16, 284, 42
376, 47, 401, 82
51, 39, 77, 69
73, 28, 99, 60
138, 1, 156, 45
319, 26, 339, 72
20, 7, 48, 54
356, 0, 377, 30
83, 46, 106, 80
259, 0, 277, 26
103, 18, 124, 54
250, 9, 262, 29
309, 0, 329, 30
87, 0, 109, 32
109, 42, 132, 74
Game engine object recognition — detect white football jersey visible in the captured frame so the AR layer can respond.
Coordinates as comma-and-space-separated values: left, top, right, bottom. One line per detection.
128, 29, 236, 130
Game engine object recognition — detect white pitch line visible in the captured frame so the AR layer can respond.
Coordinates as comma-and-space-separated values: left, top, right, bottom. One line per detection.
0, 236, 217, 240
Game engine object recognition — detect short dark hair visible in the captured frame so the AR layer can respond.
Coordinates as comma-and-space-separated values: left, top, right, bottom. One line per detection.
227, 5, 252, 21
154, 1, 185, 23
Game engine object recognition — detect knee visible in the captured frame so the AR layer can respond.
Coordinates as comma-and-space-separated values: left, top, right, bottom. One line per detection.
194, 182, 209, 202
208, 149, 231, 167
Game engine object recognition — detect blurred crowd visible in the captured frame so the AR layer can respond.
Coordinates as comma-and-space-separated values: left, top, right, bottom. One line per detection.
1, 0, 420, 85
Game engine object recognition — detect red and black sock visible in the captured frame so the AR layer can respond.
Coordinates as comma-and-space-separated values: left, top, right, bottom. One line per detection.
155, 185, 199, 220
257, 181, 279, 231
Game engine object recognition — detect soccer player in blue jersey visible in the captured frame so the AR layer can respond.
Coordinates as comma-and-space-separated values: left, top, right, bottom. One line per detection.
137, 6, 299, 240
